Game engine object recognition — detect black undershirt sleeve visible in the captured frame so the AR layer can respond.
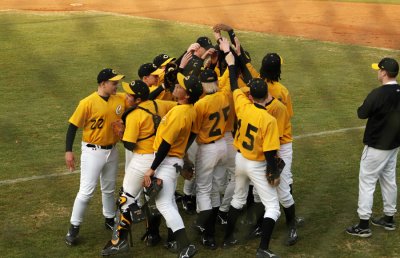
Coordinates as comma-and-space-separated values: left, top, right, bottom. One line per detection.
228, 65, 239, 91
123, 141, 136, 152
150, 139, 171, 170
66, 123, 78, 152
264, 150, 278, 174
185, 132, 197, 152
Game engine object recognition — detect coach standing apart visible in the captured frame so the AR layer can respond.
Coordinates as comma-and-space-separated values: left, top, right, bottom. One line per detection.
64, 68, 126, 245
347, 57, 400, 237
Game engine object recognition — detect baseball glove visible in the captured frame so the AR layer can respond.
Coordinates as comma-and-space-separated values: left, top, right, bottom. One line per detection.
111, 119, 125, 140
144, 177, 163, 200
266, 157, 285, 186
164, 62, 178, 89
174, 160, 195, 180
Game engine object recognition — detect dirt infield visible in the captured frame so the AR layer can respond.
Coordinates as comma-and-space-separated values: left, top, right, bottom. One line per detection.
2, 0, 399, 50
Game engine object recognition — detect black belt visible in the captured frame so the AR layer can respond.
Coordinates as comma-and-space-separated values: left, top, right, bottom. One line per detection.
204, 141, 215, 144
86, 144, 114, 150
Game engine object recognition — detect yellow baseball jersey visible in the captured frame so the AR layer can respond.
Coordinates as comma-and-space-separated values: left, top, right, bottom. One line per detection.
192, 75, 231, 144
69, 92, 126, 146
265, 98, 293, 144
123, 100, 176, 154
246, 62, 294, 117
233, 89, 280, 161
153, 104, 197, 158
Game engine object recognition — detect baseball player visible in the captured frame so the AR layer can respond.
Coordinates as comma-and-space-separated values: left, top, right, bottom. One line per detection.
251, 91, 298, 245
182, 36, 215, 77
346, 57, 400, 237
143, 73, 203, 258
223, 44, 282, 258
191, 65, 231, 249
101, 80, 176, 255
65, 68, 126, 246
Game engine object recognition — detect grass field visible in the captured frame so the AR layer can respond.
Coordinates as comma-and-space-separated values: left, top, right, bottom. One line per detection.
1, 10, 400, 258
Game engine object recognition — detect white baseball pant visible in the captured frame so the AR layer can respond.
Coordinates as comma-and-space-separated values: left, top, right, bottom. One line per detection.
220, 132, 237, 212
231, 152, 280, 221
195, 137, 227, 211
357, 145, 398, 220
70, 142, 119, 225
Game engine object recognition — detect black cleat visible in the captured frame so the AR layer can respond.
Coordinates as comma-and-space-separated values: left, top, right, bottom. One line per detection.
256, 248, 279, 258
285, 227, 298, 246
101, 239, 129, 256
222, 237, 239, 249
143, 233, 161, 246
217, 211, 228, 226
65, 224, 80, 246
371, 216, 396, 231
248, 225, 262, 239
201, 235, 217, 250
295, 216, 305, 227
178, 244, 197, 258
182, 195, 196, 215
346, 224, 372, 238
164, 240, 178, 254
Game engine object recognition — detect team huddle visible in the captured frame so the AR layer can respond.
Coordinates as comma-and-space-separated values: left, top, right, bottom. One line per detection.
63, 22, 400, 258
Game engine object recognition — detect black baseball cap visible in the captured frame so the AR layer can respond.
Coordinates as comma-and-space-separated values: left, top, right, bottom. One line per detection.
260, 53, 283, 79
249, 78, 268, 99
138, 63, 163, 78
97, 68, 125, 84
197, 36, 214, 50
122, 80, 150, 99
177, 73, 204, 101
153, 54, 176, 68
371, 57, 399, 74
200, 68, 218, 83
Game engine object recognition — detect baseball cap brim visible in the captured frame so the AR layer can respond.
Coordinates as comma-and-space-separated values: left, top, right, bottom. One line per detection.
161, 57, 176, 67
122, 82, 135, 95
109, 74, 125, 81
177, 73, 188, 90
151, 68, 164, 76
371, 63, 380, 70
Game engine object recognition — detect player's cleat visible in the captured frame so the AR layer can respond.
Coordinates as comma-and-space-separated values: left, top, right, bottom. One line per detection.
65, 224, 80, 246
217, 211, 228, 225
201, 235, 217, 250
222, 237, 239, 249
285, 227, 298, 246
101, 238, 129, 256
164, 240, 179, 253
143, 232, 161, 246
178, 244, 197, 258
256, 248, 280, 258
371, 216, 396, 231
247, 225, 262, 239
295, 216, 305, 227
105, 217, 115, 231
346, 224, 372, 238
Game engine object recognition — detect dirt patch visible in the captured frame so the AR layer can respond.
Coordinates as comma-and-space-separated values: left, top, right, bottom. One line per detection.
1, 0, 399, 49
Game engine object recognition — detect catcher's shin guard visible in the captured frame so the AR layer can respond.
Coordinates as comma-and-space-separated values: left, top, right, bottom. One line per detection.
101, 210, 133, 256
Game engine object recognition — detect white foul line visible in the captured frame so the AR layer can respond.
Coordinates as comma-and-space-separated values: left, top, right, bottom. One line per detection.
0, 125, 365, 186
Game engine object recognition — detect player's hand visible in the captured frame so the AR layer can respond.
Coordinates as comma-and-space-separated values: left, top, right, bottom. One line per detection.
219, 37, 230, 53
143, 169, 155, 187
267, 174, 280, 187
65, 151, 75, 172
213, 30, 222, 41
213, 23, 232, 32
201, 48, 216, 60
187, 43, 200, 53
234, 37, 241, 56
180, 51, 193, 69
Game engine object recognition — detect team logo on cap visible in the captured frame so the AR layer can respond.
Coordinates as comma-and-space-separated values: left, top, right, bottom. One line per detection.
130, 81, 136, 86
152, 64, 157, 69
163, 54, 169, 59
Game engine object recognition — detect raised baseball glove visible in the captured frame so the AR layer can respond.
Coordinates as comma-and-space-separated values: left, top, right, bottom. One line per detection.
144, 177, 163, 201
164, 62, 178, 89
111, 119, 125, 140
